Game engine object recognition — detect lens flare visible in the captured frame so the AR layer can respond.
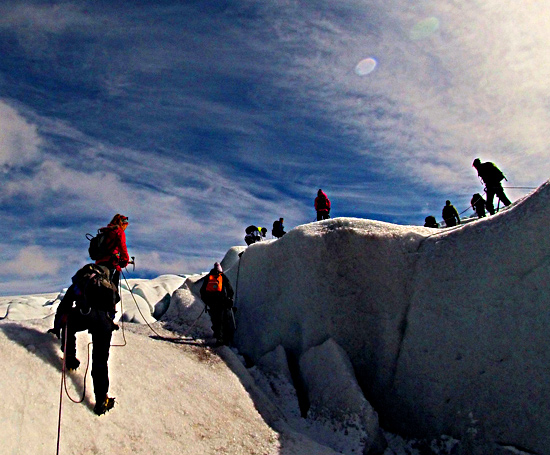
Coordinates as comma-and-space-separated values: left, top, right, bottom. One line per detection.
354, 58, 377, 76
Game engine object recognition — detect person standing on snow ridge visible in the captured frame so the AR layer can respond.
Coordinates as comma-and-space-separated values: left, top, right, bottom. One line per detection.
472, 158, 511, 215
471, 193, 487, 219
95, 214, 131, 288
199, 262, 235, 346
48, 264, 120, 415
315, 189, 331, 221
272, 218, 286, 238
442, 200, 461, 227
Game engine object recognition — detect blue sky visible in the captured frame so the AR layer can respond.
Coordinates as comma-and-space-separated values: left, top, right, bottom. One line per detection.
1, 0, 549, 295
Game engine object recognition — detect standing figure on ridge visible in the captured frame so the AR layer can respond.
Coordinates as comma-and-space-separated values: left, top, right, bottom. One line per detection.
471, 193, 487, 219
472, 158, 511, 215
442, 200, 461, 227
94, 214, 131, 288
200, 262, 235, 346
272, 218, 286, 238
315, 189, 331, 221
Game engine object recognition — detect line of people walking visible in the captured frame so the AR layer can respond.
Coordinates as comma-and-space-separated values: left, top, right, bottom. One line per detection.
425, 158, 511, 228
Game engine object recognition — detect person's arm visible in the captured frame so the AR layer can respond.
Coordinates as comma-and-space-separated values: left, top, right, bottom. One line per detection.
117, 229, 130, 268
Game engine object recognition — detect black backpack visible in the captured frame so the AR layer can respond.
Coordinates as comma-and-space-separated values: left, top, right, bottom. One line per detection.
86, 230, 109, 261
71, 263, 120, 312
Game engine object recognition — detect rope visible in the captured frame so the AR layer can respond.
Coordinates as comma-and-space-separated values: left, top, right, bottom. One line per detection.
120, 270, 201, 342
503, 186, 537, 190
234, 252, 243, 308
55, 329, 68, 455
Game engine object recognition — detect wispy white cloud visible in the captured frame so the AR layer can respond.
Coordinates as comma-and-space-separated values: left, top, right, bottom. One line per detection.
1, 0, 549, 295
0, 100, 42, 167
0, 245, 61, 277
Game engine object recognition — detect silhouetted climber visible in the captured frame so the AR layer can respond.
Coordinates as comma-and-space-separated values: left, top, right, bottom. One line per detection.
472, 158, 511, 215
199, 262, 235, 346
442, 200, 460, 227
244, 225, 267, 245
315, 189, 331, 221
272, 218, 286, 238
424, 215, 439, 228
471, 193, 487, 219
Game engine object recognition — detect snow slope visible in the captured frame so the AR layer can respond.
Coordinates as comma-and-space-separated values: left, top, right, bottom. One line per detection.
230, 181, 550, 454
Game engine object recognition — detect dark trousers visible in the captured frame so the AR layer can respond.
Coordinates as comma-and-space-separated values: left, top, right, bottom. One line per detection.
63, 308, 113, 402
486, 184, 511, 214
317, 211, 330, 221
206, 302, 235, 344
444, 218, 457, 227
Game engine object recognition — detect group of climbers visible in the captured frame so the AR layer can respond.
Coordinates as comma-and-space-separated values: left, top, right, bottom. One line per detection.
46, 158, 513, 415
243, 188, 330, 245
425, 158, 511, 228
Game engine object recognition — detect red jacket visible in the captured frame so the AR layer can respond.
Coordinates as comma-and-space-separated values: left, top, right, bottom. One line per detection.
95, 225, 129, 271
315, 191, 331, 213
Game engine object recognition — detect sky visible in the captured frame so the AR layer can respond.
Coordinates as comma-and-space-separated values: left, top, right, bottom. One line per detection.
1, 0, 550, 295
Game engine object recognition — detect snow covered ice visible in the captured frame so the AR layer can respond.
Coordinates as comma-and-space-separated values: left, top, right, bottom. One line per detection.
2, 181, 549, 455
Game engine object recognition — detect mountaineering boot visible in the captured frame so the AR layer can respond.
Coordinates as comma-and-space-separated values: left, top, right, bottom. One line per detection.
93, 396, 115, 416
65, 356, 80, 371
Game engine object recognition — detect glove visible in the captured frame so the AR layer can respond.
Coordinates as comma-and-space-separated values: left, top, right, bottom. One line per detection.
48, 327, 61, 339
225, 299, 234, 309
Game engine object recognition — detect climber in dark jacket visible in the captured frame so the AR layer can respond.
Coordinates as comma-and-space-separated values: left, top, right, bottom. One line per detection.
472, 158, 511, 215
48, 264, 119, 415
272, 218, 286, 238
471, 193, 487, 218
442, 200, 460, 227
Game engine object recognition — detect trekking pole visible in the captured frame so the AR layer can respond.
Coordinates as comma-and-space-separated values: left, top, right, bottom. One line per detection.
131, 256, 135, 272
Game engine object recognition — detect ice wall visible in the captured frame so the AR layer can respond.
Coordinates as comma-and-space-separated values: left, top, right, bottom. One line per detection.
231, 181, 550, 453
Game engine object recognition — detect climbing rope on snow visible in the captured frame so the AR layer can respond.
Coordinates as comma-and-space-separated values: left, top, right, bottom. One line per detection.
120, 270, 203, 343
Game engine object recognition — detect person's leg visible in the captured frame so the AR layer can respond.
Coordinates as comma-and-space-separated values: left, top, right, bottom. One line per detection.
89, 310, 113, 406
496, 185, 511, 206
485, 188, 496, 215
209, 305, 223, 342
110, 269, 120, 289
63, 309, 88, 369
